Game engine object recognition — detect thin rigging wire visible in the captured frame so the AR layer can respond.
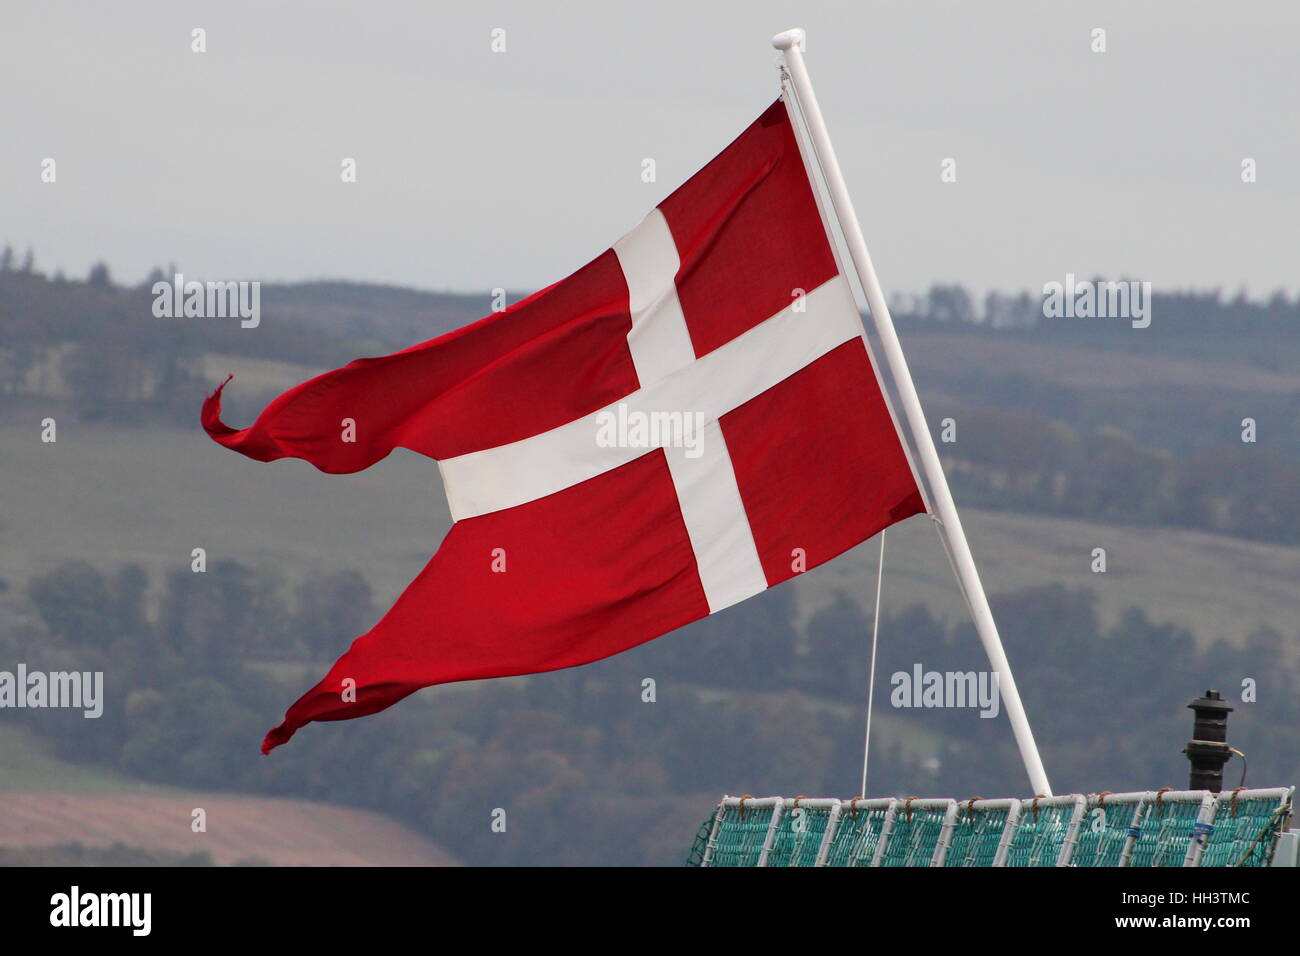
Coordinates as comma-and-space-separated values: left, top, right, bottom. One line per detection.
861, 530, 885, 798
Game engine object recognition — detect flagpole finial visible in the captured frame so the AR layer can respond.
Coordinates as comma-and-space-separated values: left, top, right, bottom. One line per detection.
771, 28, 805, 51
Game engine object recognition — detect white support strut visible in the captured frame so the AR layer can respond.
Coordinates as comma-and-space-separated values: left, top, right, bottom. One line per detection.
772, 27, 1053, 797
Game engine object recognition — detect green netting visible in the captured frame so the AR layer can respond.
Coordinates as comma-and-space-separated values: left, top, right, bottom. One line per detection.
1070, 799, 1141, 867
687, 789, 1293, 867
878, 803, 949, 868
1004, 800, 1077, 867
705, 804, 776, 867
685, 814, 715, 867
1128, 797, 1205, 867
764, 805, 836, 867
1200, 795, 1290, 868
822, 802, 892, 867
943, 804, 1011, 867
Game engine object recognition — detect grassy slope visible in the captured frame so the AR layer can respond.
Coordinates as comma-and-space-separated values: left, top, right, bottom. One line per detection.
902, 331, 1300, 394
0, 725, 173, 794
793, 507, 1300, 648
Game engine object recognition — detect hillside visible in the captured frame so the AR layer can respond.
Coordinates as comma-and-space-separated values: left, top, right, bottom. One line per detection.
0, 791, 460, 866
0, 728, 458, 866
2, 273, 1296, 865
796, 507, 1300, 650
2, 421, 1295, 649
903, 330, 1300, 395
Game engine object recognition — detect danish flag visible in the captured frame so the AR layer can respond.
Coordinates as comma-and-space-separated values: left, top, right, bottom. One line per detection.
203, 99, 926, 752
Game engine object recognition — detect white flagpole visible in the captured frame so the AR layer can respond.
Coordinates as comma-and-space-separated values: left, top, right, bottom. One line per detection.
773, 27, 1053, 797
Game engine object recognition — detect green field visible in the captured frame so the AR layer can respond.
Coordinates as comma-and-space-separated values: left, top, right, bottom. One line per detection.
2, 422, 1296, 649
0, 725, 172, 794
793, 506, 1300, 649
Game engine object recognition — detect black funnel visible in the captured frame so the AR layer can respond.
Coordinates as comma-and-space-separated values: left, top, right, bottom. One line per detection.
1183, 689, 1233, 792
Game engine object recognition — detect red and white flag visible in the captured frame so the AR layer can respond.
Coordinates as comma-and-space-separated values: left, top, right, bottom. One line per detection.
203, 99, 926, 752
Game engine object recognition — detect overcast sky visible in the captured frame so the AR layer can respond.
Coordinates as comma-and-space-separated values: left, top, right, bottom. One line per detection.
3, 1, 1297, 299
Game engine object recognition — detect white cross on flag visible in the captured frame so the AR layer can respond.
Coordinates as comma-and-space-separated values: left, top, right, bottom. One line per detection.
203, 99, 926, 752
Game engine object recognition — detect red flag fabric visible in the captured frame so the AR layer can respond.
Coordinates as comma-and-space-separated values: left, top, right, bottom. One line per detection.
203, 99, 926, 753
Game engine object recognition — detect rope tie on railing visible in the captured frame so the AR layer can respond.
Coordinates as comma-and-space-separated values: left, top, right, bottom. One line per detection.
902, 796, 918, 821
1154, 787, 1172, 815
737, 794, 753, 818
1228, 786, 1245, 817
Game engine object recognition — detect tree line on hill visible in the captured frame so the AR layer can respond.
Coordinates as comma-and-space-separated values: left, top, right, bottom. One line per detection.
940, 410, 1300, 545
4, 557, 1296, 866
